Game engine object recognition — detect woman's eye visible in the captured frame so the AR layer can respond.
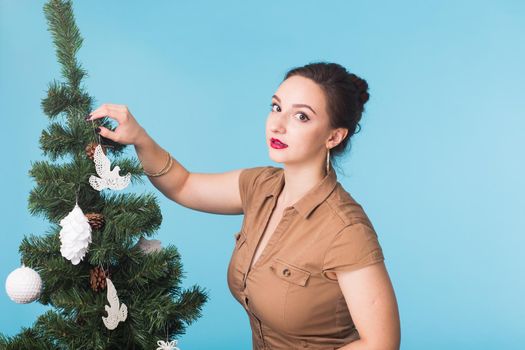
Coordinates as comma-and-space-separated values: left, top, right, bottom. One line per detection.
296, 113, 310, 122
270, 103, 309, 122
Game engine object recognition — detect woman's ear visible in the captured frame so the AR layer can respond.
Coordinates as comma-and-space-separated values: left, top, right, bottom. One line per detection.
327, 128, 348, 148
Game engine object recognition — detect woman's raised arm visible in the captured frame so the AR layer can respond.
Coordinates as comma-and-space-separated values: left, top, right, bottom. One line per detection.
87, 103, 244, 215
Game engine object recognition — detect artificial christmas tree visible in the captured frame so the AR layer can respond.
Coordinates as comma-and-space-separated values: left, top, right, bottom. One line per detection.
1, 1, 208, 348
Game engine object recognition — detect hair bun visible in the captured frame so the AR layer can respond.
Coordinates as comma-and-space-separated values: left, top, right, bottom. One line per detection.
349, 74, 369, 106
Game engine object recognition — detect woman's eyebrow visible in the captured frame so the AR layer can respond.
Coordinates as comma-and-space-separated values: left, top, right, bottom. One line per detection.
272, 94, 317, 115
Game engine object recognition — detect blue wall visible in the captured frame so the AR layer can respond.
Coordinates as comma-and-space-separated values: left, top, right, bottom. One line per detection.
1, 1, 523, 349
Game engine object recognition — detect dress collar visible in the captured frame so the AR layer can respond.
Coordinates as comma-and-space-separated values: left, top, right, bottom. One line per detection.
265, 163, 338, 219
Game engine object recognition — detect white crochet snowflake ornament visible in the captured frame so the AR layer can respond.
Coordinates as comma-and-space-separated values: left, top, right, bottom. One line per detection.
59, 202, 92, 265
156, 340, 180, 350
89, 144, 131, 191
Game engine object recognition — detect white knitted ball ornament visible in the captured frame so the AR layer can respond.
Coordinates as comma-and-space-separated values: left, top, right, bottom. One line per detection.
5, 265, 42, 304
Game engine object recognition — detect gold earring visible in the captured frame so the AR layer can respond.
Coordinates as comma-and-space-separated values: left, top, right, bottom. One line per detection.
326, 148, 330, 174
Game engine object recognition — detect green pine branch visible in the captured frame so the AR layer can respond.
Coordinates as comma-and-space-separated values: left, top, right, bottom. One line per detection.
39, 117, 130, 161
41, 80, 93, 120
42, 0, 86, 91
0, 326, 58, 350
27, 157, 146, 223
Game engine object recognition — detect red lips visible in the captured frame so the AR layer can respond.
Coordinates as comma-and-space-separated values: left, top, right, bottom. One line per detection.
270, 138, 288, 149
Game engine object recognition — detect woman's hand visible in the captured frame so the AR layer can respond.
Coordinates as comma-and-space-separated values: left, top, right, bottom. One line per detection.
86, 103, 147, 146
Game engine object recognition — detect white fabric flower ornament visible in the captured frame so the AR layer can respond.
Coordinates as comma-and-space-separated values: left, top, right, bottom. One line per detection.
59, 202, 92, 265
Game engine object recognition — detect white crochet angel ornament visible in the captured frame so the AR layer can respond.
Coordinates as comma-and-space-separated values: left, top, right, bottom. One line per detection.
89, 144, 131, 191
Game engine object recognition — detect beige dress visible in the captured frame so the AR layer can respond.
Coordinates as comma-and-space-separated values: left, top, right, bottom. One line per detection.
227, 163, 385, 350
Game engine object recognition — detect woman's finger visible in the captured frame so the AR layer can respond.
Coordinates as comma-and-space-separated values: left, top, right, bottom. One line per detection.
88, 104, 122, 123
96, 125, 119, 142
87, 104, 125, 124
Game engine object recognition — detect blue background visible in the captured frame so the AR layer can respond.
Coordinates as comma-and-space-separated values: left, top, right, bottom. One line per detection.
1, 1, 524, 349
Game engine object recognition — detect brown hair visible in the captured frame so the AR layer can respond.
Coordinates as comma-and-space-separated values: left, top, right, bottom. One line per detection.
283, 62, 370, 172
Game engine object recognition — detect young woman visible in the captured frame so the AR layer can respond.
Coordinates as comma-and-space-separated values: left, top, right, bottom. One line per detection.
86, 62, 400, 350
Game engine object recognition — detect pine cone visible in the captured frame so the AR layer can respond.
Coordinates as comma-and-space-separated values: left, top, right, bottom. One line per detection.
85, 142, 106, 160
85, 213, 105, 230
89, 266, 109, 292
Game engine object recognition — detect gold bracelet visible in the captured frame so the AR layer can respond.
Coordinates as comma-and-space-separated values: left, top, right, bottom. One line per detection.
155, 156, 173, 177
143, 150, 173, 177
144, 152, 172, 177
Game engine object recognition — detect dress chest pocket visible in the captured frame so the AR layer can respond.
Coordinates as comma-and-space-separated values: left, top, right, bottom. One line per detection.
269, 257, 311, 287
233, 230, 247, 249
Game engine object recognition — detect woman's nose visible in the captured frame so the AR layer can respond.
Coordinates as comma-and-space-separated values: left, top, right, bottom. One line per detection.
269, 113, 286, 133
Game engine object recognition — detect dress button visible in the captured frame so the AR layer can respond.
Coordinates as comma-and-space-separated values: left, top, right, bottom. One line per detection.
282, 268, 291, 277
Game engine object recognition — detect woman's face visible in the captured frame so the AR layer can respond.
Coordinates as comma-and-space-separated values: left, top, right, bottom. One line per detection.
266, 75, 334, 167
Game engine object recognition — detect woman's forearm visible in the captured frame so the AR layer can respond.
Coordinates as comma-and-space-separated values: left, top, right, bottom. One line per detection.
133, 128, 189, 200
338, 339, 399, 350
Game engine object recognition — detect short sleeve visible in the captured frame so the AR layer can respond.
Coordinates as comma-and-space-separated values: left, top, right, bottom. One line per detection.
238, 166, 269, 213
322, 222, 384, 281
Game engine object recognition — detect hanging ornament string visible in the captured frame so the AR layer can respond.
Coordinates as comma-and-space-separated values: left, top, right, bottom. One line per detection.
99, 263, 110, 282
156, 322, 180, 350
75, 183, 81, 206
89, 115, 115, 149
86, 115, 131, 192
89, 117, 102, 146
63, 182, 82, 208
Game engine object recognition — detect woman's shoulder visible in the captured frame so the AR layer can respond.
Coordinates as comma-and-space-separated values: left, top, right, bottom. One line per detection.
239, 165, 282, 188
238, 165, 282, 209
327, 183, 375, 229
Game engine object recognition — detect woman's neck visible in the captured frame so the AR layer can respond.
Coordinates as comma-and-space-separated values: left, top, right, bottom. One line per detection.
279, 162, 326, 208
